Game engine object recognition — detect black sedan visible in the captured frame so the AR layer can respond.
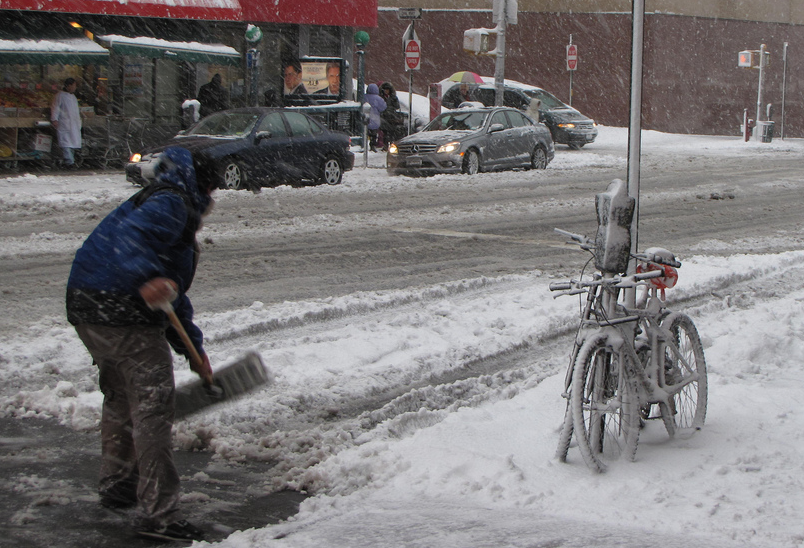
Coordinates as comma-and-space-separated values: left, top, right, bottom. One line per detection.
386, 106, 554, 177
126, 108, 354, 190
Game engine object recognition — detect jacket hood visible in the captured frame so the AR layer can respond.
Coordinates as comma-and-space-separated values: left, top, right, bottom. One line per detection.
155, 147, 212, 214
366, 83, 380, 95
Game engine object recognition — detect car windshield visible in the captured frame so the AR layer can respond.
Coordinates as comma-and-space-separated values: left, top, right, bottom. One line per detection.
187, 112, 260, 137
523, 89, 568, 110
424, 111, 487, 131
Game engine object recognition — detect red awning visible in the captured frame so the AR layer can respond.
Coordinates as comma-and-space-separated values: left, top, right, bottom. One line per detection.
0, 0, 377, 27
0, 0, 242, 21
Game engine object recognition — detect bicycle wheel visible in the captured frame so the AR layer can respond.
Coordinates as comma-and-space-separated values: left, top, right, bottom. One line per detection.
660, 313, 708, 431
554, 400, 574, 462
571, 334, 639, 472
555, 335, 583, 463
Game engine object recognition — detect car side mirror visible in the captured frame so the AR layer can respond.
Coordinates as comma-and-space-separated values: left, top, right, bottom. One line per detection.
255, 130, 272, 142
489, 123, 505, 133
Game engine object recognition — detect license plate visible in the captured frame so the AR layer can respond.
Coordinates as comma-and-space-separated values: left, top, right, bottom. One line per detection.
406, 158, 422, 167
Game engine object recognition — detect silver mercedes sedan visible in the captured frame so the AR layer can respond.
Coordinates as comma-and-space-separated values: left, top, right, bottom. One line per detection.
386, 106, 554, 177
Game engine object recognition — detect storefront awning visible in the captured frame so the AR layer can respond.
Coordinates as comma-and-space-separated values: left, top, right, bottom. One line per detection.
0, 0, 243, 22
0, 37, 109, 65
99, 35, 240, 66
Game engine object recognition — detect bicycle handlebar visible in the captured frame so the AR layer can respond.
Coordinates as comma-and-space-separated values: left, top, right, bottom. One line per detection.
549, 269, 664, 295
553, 228, 682, 268
554, 228, 594, 251
632, 251, 682, 268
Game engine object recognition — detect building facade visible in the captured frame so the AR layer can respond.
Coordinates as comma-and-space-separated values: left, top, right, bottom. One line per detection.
0, 0, 377, 162
361, 2, 804, 137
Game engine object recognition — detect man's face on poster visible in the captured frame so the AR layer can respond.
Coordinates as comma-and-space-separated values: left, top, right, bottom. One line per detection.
284, 65, 302, 92
326, 66, 340, 94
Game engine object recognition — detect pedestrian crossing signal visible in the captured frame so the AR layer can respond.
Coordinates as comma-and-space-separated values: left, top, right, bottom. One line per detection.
738, 50, 758, 68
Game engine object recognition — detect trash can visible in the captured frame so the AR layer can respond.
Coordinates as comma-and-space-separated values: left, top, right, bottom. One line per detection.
757, 120, 775, 143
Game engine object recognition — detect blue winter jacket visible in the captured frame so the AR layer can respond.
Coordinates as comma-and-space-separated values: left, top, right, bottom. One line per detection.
364, 83, 387, 130
66, 147, 212, 358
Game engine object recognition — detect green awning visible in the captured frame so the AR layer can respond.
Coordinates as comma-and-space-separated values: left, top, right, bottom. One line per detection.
0, 37, 109, 65
99, 35, 240, 66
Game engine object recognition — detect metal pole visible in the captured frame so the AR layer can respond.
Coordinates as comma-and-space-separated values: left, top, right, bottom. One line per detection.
494, 4, 506, 106
568, 34, 573, 107
625, 0, 644, 309
408, 73, 413, 136
755, 43, 766, 141
781, 42, 788, 140
356, 47, 367, 166
627, 0, 644, 267
408, 21, 415, 136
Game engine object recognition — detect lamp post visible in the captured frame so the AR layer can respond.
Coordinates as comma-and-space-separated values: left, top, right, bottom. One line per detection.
354, 31, 370, 165
245, 25, 263, 107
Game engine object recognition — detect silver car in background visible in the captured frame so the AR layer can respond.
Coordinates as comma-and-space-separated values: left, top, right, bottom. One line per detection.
386, 106, 554, 177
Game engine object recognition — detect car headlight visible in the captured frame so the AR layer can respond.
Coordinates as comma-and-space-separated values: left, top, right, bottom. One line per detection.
557, 123, 576, 129
437, 141, 460, 154
129, 153, 142, 163
388, 143, 398, 154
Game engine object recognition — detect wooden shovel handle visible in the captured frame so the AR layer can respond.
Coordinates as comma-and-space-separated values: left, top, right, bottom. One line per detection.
160, 302, 213, 385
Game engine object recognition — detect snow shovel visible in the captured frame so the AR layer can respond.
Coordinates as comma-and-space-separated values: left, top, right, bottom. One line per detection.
160, 302, 273, 420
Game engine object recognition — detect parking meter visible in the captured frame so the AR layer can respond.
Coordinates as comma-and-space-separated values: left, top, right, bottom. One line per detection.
594, 179, 635, 274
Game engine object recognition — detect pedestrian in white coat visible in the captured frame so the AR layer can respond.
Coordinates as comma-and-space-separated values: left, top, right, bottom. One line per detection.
51, 78, 82, 168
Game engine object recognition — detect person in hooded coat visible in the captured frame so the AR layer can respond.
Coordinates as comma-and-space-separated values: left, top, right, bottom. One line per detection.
364, 83, 387, 152
379, 82, 405, 149
197, 74, 229, 118
66, 147, 215, 543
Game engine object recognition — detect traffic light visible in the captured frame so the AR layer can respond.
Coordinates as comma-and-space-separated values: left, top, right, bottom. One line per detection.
463, 29, 490, 54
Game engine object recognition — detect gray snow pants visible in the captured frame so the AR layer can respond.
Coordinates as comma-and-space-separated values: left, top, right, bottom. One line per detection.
75, 323, 183, 529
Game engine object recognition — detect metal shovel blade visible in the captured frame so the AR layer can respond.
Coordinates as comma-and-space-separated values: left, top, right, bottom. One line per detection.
174, 350, 272, 420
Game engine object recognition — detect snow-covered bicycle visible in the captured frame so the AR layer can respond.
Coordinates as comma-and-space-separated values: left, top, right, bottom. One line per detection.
551, 180, 707, 473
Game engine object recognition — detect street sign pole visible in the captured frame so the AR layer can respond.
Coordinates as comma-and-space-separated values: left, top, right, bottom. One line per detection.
755, 43, 767, 141
781, 42, 788, 140
493, 4, 506, 106
402, 15, 422, 136
625, 0, 645, 308
409, 21, 415, 135
566, 35, 577, 106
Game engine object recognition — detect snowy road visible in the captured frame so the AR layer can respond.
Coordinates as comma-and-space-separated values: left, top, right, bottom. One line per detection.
3, 127, 804, 547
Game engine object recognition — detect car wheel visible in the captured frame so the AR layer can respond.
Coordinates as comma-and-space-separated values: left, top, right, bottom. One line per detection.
462, 149, 480, 175
220, 161, 248, 190
320, 156, 343, 185
530, 146, 548, 170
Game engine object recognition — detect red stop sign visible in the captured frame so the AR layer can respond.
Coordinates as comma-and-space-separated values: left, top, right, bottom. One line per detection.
405, 39, 421, 70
